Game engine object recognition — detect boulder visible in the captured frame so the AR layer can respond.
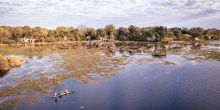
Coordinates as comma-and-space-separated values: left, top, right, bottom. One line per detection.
7, 57, 22, 67
0, 57, 10, 73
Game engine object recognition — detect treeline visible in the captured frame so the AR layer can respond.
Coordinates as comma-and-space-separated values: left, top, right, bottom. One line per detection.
0, 24, 220, 44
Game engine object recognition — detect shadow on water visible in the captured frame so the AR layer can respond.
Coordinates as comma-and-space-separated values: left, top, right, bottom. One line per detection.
0, 72, 8, 78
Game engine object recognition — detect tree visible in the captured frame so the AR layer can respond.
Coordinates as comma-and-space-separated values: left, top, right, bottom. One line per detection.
117, 27, 129, 41
141, 27, 155, 41
70, 29, 81, 41
55, 26, 68, 40
181, 27, 189, 34
0, 27, 13, 43
153, 26, 168, 41
204, 29, 220, 40
104, 24, 115, 36
32, 27, 48, 42
22, 26, 33, 38
46, 30, 57, 42
12, 27, 24, 41
104, 24, 115, 41
189, 27, 205, 39
0, 25, 219, 44
171, 27, 182, 40
128, 25, 141, 41
86, 28, 97, 40
96, 28, 106, 40
205, 29, 220, 36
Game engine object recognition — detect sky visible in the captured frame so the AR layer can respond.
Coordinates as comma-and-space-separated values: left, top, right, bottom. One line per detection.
0, 0, 220, 29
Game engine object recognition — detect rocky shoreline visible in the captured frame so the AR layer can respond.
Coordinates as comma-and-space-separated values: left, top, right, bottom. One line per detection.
0, 54, 22, 74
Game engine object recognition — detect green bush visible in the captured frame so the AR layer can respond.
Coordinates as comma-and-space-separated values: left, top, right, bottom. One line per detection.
180, 34, 191, 41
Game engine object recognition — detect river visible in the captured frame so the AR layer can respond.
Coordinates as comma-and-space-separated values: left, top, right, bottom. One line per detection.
0, 41, 220, 110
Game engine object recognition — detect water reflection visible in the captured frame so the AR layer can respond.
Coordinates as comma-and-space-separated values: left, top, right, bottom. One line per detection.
0, 41, 220, 110
0, 54, 65, 87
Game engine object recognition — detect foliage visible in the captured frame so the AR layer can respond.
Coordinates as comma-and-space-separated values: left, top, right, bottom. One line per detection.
189, 27, 205, 39
96, 28, 106, 39
171, 27, 182, 40
0, 25, 219, 44
180, 34, 191, 41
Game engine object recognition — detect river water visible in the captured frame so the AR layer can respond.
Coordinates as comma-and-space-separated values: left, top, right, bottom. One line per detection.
0, 42, 220, 110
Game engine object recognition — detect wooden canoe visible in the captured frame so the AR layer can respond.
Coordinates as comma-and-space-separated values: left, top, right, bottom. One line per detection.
51, 90, 75, 98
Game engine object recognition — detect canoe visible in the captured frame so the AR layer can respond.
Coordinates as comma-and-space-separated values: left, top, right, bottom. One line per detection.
51, 90, 75, 98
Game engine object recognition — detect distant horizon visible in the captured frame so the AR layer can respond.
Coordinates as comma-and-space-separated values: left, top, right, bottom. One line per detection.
0, 0, 220, 29
1, 24, 220, 30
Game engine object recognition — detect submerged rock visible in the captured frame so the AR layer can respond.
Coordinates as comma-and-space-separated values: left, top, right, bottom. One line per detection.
152, 50, 167, 57
7, 57, 22, 67
0, 57, 10, 73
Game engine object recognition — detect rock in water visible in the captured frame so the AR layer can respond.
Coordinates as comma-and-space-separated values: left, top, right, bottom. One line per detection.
7, 57, 22, 67
0, 57, 10, 73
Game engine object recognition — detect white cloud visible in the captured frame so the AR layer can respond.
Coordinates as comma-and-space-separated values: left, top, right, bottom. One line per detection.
0, 0, 219, 28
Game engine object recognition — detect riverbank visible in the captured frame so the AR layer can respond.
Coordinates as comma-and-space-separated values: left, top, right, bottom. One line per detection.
0, 40, 212, 47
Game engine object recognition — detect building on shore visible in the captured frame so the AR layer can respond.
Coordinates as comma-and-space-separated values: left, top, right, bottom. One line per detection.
20, 38, 36, 44
98, 35, 115, 42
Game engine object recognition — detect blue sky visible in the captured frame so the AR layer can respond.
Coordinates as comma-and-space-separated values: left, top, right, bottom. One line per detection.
0, 0, 219, 29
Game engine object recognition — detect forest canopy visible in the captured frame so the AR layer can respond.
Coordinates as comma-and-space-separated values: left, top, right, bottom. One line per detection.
0, 25, 220, 44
